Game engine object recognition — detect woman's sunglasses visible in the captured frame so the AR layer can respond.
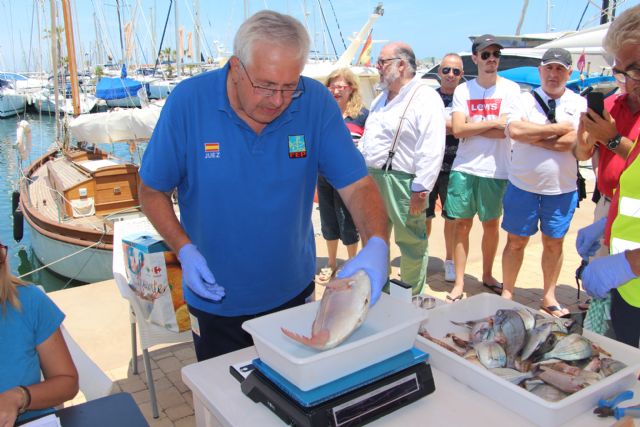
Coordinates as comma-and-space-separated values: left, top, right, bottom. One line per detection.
441, 67, 462, 76
480, 50, 501, 60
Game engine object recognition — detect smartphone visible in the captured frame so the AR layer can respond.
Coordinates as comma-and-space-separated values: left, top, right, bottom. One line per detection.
586, 92, 605, 118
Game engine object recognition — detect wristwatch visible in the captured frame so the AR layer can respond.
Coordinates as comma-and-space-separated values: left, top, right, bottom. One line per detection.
607, 134, 622, 151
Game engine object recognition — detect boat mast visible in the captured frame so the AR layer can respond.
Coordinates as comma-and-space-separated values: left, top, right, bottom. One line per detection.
194, 0, 201, 64
50, 0, 61, 141
174, 0, 181, 76
334, 3, 383, 68
61, 0, 80, 117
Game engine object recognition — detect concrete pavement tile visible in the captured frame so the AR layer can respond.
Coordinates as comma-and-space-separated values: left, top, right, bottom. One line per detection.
148, 417, 174, 427
131, 388, 152, 404
174, 415, 197, 427
166, 370, 190, 394
156, 387, 186, 409
165, 404, 194, 421
153, 376, 176, 391
181, 391, 193, 408
118, 376, 147, 393
157, 356, 183, 374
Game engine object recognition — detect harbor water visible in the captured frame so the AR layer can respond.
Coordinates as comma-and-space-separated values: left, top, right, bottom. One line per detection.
0, 111, 139, 291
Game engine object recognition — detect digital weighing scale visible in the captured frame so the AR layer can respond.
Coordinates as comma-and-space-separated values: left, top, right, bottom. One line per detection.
231, 348, 435, 426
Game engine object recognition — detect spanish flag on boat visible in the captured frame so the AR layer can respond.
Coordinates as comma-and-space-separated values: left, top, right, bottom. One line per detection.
357, 30, 373, 67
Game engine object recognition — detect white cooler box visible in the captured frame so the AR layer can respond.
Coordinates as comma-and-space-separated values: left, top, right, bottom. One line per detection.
242, 293, 428, 391
415, 293, 640, 427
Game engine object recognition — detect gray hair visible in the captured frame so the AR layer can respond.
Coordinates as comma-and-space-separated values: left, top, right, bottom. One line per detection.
233, 10, 310, 67
604, 5, 640, 55
394, 44, 417, 76
440, 52, 463, 69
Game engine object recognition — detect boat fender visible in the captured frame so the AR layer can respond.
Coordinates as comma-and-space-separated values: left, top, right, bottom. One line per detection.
11, 191, 20, 212
13, 207, 24, 242
16, 120, 32, 161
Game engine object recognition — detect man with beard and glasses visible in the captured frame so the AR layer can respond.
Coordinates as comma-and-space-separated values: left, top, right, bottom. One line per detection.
574, 4, 640, 347
502, 48, 586, 318
138, 11, 389, 360
444, 34, 521, 302
426, 53, 464, 283
359, 42, 445, 295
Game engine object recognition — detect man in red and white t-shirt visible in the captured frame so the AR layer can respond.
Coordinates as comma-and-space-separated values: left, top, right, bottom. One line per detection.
444, 34, 521, 302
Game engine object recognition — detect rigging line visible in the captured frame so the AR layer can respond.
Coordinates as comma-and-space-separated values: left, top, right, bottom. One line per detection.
576, 1, 590, 30
326, 0, 346, 51
28, 1, 37, 71
153, 0, 173, 76
16, 234, 107, 280
316, 0, 338, 59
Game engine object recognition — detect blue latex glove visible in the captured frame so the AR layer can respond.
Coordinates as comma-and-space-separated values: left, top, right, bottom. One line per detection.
336, 236, 389, 306
576, 217, 606, 259
582, 252, 636, 299
178, 243, 225, 301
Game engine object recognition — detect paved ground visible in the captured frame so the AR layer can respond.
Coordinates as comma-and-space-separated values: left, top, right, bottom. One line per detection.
49, 167, 597, 426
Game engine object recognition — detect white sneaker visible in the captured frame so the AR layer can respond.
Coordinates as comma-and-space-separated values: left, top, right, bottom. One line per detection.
444, 260, 455, 282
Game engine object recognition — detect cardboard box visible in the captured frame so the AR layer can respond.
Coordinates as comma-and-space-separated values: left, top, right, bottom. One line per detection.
415, 293, 640, 427
122, 233, 190, 332
242, 293, 428, 391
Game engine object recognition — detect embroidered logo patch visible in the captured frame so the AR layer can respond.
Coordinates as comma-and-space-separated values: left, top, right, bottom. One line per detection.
288, 135, 307, 159
204, 142, 220, 159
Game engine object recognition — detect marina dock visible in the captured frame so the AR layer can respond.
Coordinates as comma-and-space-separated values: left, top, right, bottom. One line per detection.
49, 168, 596, 426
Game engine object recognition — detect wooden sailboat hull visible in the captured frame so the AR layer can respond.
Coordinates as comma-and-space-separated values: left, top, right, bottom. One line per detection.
19, 148, 144, 283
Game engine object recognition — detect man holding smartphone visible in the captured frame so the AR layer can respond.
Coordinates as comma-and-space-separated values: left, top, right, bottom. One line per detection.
574, 4, 640, 347
502, 48, 587, 317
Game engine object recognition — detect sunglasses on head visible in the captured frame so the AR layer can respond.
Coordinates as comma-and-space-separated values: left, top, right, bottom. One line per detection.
441, 67, 461, 76
480, 50, 501, 60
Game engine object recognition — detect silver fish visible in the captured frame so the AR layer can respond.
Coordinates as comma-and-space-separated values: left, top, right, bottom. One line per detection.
600, 358, 627, 377
538, 365, 589, 393
530, 383, 569, 402
281, 270, 370, 350
515, 308, 536, 332
489, 368, 536, 385
470, 321, 495, 345
493, 309, 526, 368
541, 333, 592, 362
475, 341, 507, 369
521, 323, 553, 361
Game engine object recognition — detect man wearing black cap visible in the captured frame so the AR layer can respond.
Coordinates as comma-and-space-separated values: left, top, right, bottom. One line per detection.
443, 34, 521, 302
501, 47, 587, 317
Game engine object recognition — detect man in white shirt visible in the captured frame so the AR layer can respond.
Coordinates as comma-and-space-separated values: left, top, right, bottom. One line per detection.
502, 48, 586, 317
360, 41, 446, 294
445, 35, 521, 302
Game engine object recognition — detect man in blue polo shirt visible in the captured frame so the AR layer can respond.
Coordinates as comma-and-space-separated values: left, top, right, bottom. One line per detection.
138, 11, 389, 360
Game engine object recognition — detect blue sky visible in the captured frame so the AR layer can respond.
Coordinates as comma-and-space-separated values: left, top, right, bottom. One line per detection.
0, 0, 636, 71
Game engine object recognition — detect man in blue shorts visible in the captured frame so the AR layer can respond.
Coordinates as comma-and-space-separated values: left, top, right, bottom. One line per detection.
502, 48, 586, 317
138, 11, 389, 360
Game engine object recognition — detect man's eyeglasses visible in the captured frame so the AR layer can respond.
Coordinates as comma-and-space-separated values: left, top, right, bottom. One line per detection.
328, 84, 350, 91
441, 67, 462, 76
238, 60, 304, 99
376, 57, 401, 67
612, 66, 640, 84
480, 50, 501, 60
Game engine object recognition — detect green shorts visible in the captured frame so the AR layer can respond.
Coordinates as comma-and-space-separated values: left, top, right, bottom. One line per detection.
444, 171, 507, 221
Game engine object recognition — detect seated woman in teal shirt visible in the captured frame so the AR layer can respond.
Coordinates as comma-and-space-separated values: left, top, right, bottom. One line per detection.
0, 241, 78, 424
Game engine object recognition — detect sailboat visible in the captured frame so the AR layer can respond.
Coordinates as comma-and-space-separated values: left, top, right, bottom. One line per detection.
17, 0, 155, 283
302, 3, 384, 107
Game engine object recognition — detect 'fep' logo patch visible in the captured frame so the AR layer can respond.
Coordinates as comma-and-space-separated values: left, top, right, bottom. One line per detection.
288, 135, 307, 159
468, 99, 502, 118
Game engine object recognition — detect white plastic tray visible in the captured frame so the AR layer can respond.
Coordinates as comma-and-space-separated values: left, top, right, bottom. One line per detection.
415, 293, 640, 427
242, 293, 428, 391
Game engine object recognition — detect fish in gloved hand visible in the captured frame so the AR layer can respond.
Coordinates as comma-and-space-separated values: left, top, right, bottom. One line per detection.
281, 269, 370, 351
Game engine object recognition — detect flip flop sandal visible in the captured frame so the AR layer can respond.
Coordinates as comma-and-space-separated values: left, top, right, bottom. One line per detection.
540, 304, 570, 318
317, 267, 334, 282
483, 282, 503, 295
446, 293, 464, 303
